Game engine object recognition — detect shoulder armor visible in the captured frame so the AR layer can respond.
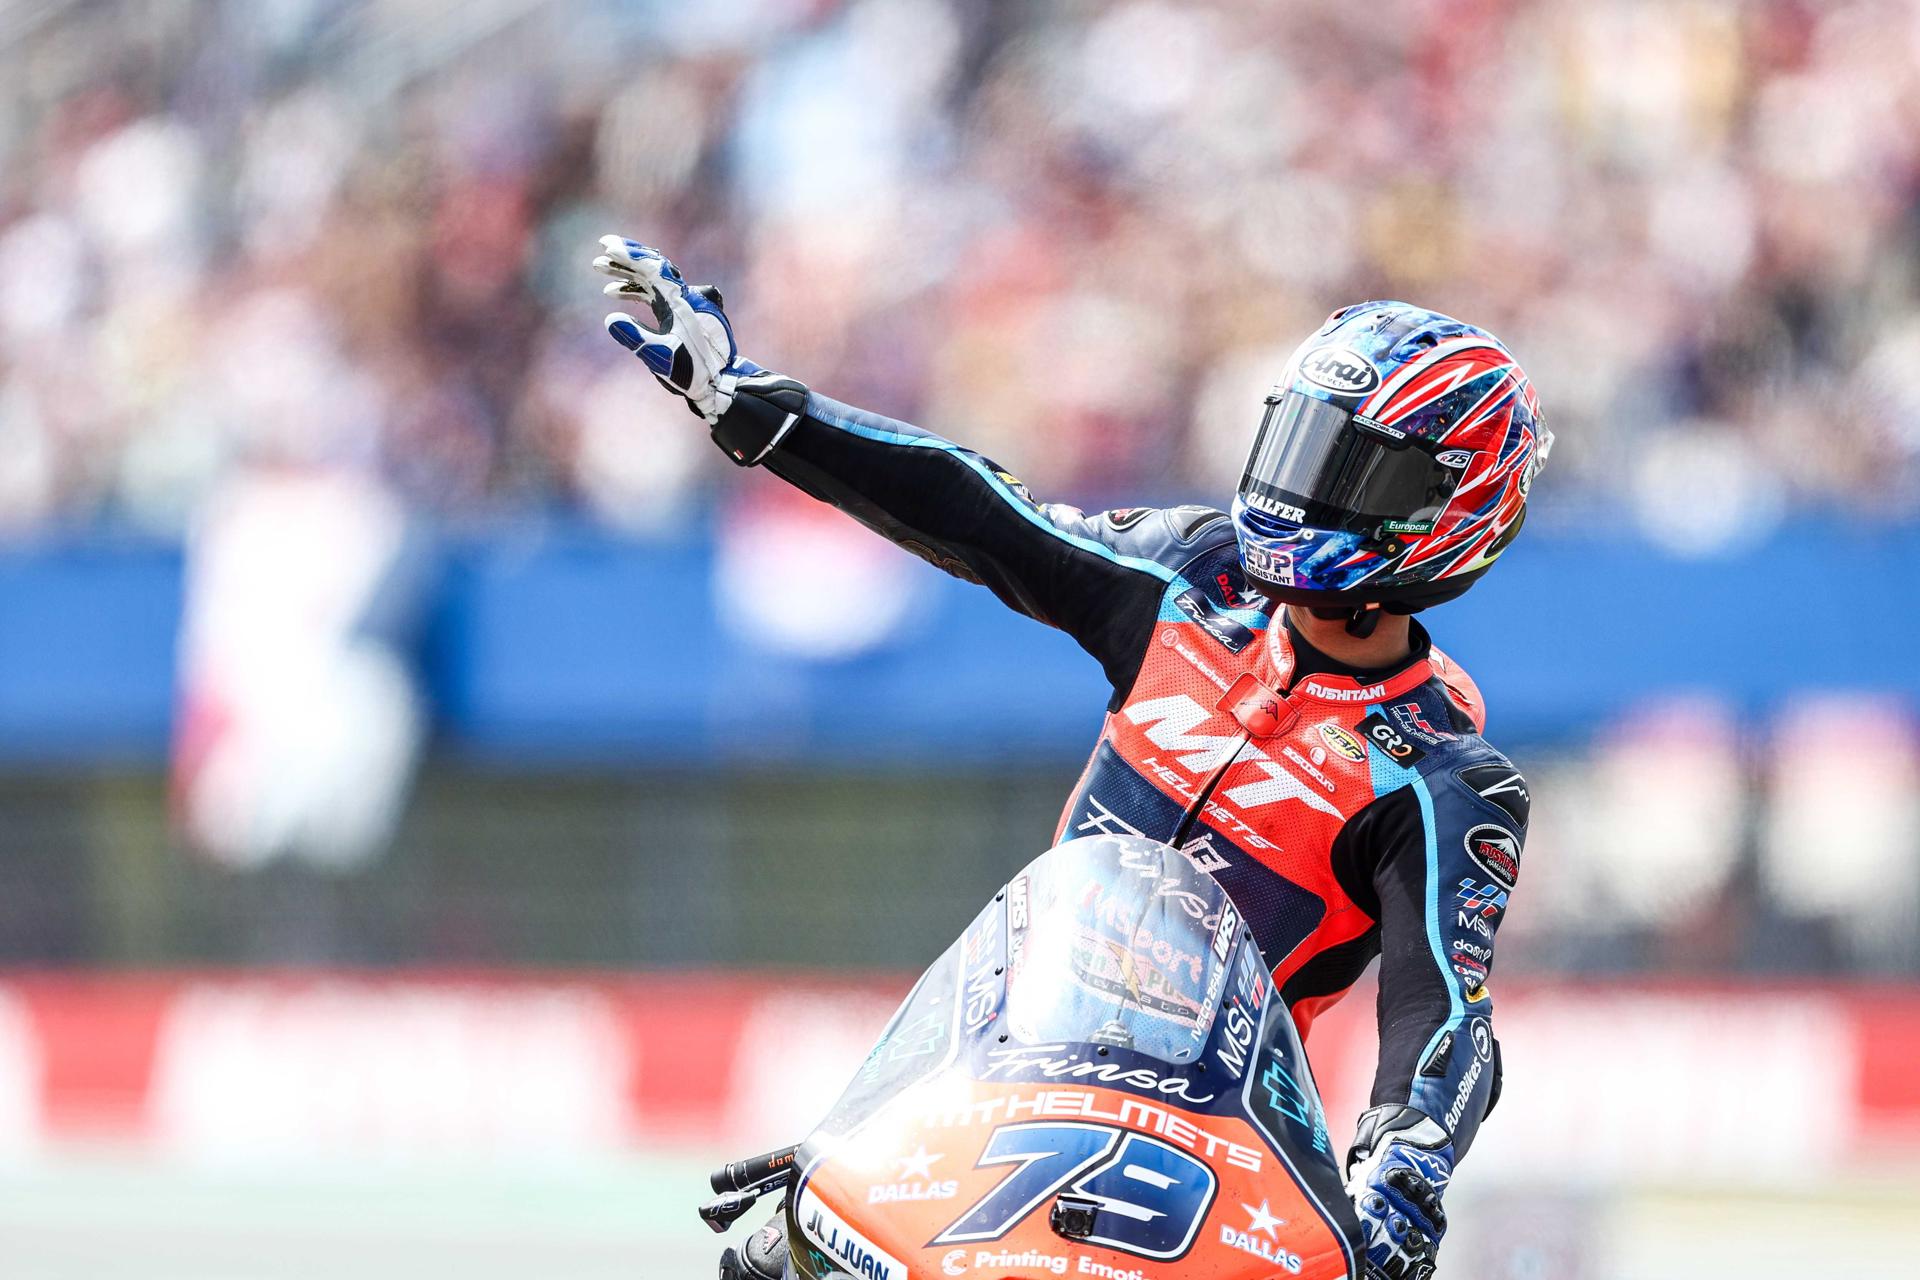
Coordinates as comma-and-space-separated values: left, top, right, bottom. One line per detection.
1078, 504, 1234, 574
1168, 505, 1231, 542
1451, 757, 1531, 830
1428, 644, 1488, 733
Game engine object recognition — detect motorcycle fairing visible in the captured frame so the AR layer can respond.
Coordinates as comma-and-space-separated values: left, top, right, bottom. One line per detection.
785, 835, 1362, 1280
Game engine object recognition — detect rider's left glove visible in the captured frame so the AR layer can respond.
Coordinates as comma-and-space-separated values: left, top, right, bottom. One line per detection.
1345, 1105, 1453, 1280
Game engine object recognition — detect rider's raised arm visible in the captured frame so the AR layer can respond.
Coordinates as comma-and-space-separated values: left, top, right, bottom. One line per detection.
748, 389, 1199, 693
594, 235, 1186, 697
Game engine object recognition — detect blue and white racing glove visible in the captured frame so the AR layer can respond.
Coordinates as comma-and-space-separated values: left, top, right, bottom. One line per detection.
1346, 1105, 1453, 1280
593, 235, 748, 425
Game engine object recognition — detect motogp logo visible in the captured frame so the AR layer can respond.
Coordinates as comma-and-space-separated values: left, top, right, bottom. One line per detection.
1297, 346, 1381, 395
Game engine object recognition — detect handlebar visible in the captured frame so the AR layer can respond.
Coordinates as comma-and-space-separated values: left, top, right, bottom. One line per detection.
709, 1145, 798, 1194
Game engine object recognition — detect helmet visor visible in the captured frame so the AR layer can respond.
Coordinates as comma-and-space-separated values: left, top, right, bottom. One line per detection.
1238, 392, 1462, 535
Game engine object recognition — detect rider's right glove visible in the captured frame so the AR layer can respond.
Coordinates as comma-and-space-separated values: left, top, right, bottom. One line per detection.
591, 235, 808, 466
717, 1211, 787, 1280
1345, 1104, 1453, 1280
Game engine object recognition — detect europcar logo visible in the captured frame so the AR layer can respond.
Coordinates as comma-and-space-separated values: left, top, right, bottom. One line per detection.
1297, 346, 1381, 395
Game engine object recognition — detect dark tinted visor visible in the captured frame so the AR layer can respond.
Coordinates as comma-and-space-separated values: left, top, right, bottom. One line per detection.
1238, 392, 1462, 535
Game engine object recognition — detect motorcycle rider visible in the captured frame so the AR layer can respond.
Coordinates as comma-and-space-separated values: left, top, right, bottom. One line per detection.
593, 236, 1550, 1280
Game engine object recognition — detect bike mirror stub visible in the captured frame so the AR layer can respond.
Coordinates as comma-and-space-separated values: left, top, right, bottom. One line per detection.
1049, 1195, 1100, 1241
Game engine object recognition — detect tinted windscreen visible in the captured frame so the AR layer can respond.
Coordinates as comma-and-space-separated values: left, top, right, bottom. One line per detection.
1239, 392, 1461, 534
1001, 837, 1235, 1066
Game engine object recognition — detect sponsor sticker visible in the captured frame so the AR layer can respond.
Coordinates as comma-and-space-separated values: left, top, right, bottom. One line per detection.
1174, 588, 1255, 654
1243, 543, 1295, 584
1298, 345, 1382, 395
1358, 711, 1427, 765
958, 1249, 1066, 1277
1445, 1054, 1486, 1126
1216, 999, 1257, 1081
1456, 877, 1508, 916
797, 1186, 909, 1280
1318, 723, 1367, 763
915, 1088, 1265, 1172
1179, 832, 1232, 874
1220, 1200, 1302, 1273
1244, 491, 1309, 523
1212, 899, 1241, 963
1452, 938, 1491, 963
1297, 680, 1387, 703
1464, 823, 1521, 889
978, 1044, 1217, 1106
1214, 570, 1262, 608
1391, 701, 1455, 745
867, 1179, 958, 1204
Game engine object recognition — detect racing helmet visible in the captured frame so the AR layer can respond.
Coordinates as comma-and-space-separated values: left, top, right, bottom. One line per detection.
1231, 302, 1551, 611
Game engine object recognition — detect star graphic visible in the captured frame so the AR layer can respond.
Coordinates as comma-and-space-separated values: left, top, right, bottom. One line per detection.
894, 1144, 943, 1180
1242, 1199, 1286, 1237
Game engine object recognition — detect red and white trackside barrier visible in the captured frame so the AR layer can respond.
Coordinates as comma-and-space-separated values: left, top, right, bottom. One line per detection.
0, 974, 1915, 1178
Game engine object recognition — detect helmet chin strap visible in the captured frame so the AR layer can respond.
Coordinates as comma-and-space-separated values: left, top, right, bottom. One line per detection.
1307, 604, 1386, 639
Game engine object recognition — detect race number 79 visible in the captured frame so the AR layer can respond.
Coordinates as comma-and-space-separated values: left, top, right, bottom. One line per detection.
930, 1122, 1217, 1260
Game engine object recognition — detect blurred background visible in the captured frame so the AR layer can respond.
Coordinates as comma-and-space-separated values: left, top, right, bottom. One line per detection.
2, 0, 1919, 1276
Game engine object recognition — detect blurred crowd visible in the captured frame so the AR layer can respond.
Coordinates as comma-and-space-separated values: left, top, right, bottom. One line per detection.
2, 0, 1919, 544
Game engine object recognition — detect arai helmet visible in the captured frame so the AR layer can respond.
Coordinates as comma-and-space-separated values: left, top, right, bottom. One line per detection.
1231, 301, 1551, 611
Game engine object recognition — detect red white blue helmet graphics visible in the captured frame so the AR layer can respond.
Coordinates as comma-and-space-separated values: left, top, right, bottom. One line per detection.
1231, 301, 1551, 610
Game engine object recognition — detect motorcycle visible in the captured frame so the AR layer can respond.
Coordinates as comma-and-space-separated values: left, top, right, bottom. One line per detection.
701, 832, 1366, 1279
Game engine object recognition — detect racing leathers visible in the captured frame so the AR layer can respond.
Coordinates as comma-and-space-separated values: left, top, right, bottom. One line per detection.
706, 377, 1529, 1179
598, 234, 1525, 1278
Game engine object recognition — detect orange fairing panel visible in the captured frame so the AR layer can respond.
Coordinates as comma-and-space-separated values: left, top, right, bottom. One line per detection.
793, 1080, 1352, 1280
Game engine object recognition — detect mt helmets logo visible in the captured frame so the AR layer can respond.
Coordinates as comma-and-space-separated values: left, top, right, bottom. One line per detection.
1464, 824, 1521, 889
1297, 346, 1381, 396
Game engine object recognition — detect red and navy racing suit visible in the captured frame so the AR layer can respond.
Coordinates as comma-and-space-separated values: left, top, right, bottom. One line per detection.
715, 383, 1530, 1163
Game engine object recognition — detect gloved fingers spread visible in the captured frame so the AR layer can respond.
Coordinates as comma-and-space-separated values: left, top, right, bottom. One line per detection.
606, 311, 693, 386
594, 235, 680, 285
602, 277, 678, 332
594, 235, 705, 323
592, 234, 736, 367
592, 236, 739, 427
594, 238, 682, 331
601, 277, 656, 303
